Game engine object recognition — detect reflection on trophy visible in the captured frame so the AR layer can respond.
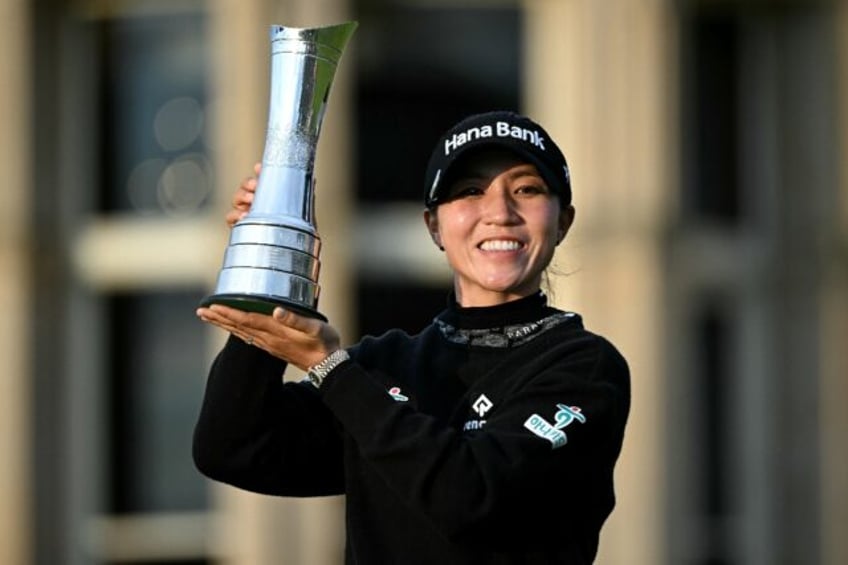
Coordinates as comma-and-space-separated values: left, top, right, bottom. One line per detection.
201, 22, 357, 319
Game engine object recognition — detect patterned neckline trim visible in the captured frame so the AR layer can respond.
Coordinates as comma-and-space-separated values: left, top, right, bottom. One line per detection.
435, 311, 575, 348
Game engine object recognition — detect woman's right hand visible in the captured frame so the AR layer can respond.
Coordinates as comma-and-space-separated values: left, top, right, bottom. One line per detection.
226, 162, 261, 228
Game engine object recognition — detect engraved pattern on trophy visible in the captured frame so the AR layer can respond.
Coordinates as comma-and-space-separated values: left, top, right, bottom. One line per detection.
263, 127, 315, 170
201, 22, 357, 318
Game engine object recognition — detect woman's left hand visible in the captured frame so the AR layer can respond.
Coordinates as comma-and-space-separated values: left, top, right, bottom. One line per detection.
196, 304, 341, 371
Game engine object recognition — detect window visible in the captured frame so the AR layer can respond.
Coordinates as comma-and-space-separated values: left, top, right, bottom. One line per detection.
353, 2, 522, 333
355, 4, 522, 205
33, 5, 216, 563
98, 12, 213, 216
105, 292, 208, 515
683, 9, 742, 224
692, 296, 738, 565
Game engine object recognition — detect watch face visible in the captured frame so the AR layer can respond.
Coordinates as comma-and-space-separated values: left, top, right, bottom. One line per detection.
307, 371, 322, 388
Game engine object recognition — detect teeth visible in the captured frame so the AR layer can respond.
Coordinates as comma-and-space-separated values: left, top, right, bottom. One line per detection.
480, 240, 521, 251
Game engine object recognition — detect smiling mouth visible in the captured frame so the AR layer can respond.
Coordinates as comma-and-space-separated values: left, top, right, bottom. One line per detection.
479, 239, 523, 252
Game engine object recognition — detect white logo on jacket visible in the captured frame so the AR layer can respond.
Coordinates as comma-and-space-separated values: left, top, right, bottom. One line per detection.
472, 394, 493, 417
463, 394, 494, 431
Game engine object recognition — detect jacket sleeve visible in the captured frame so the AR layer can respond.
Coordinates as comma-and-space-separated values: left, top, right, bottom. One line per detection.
318, 332, 630, 541
192, 334, 345, 496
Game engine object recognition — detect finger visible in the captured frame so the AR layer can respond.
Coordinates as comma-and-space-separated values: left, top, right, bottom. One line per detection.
253, 161, 262, 176
225, 209, 248, 227
209, 306, 296, 341
233, 186, 256, 208
272, 307, 323, 335
198, 307, 268, 344
197, 306, 240, 330
197, 311, 244, 338
232, 182, 256, 208
200, 305, 257, 330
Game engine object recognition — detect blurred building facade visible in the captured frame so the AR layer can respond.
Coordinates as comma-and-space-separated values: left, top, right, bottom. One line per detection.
1, 0, 846, 564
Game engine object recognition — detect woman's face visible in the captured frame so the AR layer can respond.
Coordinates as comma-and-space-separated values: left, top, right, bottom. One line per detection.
424, 149, 574, 307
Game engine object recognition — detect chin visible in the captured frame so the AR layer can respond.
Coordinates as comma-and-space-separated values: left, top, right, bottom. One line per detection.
481, 284, 533, 300
482, 274, 535, 292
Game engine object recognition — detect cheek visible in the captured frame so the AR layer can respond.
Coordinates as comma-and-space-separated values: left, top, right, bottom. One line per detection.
531, 207, 562, 242
437, 207, 475, 242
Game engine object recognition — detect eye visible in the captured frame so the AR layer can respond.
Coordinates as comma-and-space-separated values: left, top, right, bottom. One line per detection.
514, 182, 549, 196
446, 182, 485, 199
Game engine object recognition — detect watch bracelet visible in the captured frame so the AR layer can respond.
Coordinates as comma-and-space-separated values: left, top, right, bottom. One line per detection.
306, 349, 350, 388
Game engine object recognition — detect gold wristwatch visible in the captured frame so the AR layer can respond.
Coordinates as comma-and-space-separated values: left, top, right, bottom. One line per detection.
306, 349, 350, 389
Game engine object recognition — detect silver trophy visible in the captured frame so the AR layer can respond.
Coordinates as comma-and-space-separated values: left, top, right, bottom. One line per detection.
201, 22, 357, 319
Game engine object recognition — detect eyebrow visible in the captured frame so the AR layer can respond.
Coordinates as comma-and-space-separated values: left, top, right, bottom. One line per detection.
453, 165, 542, 182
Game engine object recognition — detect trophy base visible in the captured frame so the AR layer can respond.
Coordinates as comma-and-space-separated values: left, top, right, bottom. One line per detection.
199, 293, 327, 321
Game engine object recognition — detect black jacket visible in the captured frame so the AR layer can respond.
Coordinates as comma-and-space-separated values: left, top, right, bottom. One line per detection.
194, 293, 630, 564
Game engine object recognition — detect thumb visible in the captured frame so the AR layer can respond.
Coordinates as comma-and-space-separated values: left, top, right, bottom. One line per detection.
273, 306, 320, 333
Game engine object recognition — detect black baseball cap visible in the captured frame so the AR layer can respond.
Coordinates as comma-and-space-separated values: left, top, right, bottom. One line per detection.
423, 111, 571, 209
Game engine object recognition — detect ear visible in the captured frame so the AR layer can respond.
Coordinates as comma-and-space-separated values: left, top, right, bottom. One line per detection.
423, 208, 444, 250
556, 205, 576, 245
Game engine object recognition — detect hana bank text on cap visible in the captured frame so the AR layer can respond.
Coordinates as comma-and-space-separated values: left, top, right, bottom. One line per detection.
424, 111, 571, 209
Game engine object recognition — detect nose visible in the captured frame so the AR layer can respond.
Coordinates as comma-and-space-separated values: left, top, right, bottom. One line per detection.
481, 185, 520, 225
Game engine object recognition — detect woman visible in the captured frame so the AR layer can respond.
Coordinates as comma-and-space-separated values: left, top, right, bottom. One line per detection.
194, 111, 630, 564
